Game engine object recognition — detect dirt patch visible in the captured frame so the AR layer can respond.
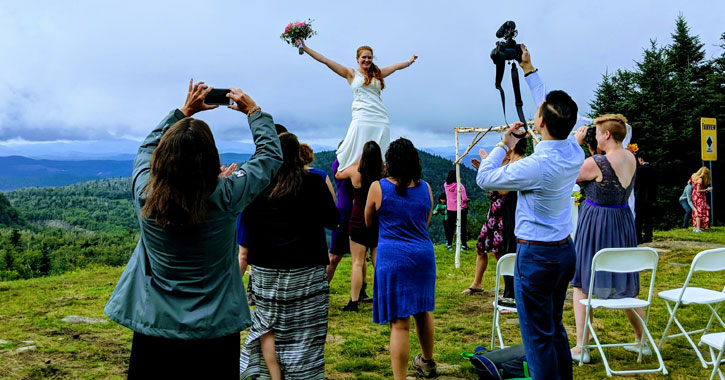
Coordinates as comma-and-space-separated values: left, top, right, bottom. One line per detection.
326, 334, 344, 345
644, 240, 724, 250
457, 300, 492, 314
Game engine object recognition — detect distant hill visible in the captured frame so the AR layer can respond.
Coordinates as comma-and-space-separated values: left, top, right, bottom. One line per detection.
0, 154, 251, 191
4, 151, 488, 242
310, 149, 487, 202
5, 178, 136, 233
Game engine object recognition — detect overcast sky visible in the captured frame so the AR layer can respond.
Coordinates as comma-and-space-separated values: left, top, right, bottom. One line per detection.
1, 1, 724, 156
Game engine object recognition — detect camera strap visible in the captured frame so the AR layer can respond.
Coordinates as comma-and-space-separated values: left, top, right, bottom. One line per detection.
511, 62, 527, 125
495, 61, 527, 126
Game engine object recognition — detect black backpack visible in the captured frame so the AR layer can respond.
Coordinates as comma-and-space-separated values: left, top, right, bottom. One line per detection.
468, 345, 531, 380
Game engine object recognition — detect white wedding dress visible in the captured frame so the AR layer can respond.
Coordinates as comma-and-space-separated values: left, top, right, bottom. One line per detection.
336, 70, 390, 171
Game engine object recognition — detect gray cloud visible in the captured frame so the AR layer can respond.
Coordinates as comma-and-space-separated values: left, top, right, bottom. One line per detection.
1, 1, 724, 155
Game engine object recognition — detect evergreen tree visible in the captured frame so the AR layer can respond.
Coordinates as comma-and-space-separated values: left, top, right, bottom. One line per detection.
10, 229, 21, 249
39, 250, 51, 276
667, 14, 706, 83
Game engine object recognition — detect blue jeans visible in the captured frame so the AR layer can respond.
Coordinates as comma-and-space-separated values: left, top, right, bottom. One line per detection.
514, 239, 576, 380
680, 199, 692, 228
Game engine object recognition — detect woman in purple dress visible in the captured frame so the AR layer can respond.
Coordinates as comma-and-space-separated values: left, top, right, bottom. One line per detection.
570, 115, 645, 362
327, 158, 353, 283
336, 141, 384, 312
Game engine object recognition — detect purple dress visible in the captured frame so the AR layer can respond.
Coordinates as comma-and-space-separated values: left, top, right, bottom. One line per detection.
572, 155, 639, 299
329, 159, 353, 255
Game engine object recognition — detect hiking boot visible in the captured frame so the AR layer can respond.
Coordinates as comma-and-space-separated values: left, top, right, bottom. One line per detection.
340, 299, 359, 312
359, 282, 373, 303
412, 354, 437, 378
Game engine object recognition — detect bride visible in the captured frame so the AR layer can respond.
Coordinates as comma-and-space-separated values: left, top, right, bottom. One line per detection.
299, 40, 417, 171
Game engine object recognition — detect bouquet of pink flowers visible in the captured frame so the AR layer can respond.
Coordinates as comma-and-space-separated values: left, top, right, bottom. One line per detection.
281, 19, 317, 55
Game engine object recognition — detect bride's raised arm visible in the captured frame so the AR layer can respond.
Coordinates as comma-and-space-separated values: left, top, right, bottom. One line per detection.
380, 54, 417, 78
300, 40, 355, 83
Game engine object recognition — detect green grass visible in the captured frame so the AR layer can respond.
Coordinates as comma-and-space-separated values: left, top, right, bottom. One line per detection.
1, 228, 724, 379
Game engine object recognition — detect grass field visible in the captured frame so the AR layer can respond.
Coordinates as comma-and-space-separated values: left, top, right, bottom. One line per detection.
1, 227, 724, 379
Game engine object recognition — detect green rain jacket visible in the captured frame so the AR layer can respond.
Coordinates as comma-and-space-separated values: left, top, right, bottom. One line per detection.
104, 109, 282, 339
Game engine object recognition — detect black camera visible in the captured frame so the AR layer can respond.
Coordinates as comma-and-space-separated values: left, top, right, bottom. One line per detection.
586, 125, 598, 152
490, 21, 523, 64
490, 21, 526, 127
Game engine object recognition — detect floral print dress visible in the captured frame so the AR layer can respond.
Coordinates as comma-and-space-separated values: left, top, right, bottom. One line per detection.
477, 191, 505, 254
691, 179, 710, 229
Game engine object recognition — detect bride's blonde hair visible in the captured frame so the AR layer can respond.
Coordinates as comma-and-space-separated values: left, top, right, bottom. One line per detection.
357, 46, 385, 90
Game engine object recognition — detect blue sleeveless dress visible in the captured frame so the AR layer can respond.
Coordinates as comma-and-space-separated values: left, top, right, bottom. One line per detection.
373, 179, 436, 325
572, 154, 639, 299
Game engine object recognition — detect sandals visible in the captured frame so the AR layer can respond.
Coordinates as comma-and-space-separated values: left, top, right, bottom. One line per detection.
461, 287, 484, 295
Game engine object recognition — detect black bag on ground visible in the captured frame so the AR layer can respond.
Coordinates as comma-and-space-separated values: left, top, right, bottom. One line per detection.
469, 345, 530, 380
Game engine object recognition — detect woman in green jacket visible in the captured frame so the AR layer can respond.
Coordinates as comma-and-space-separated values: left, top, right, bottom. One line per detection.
104, 80, 283, 379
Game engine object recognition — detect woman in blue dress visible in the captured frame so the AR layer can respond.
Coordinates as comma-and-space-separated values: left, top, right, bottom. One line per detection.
365, 138, 437, 379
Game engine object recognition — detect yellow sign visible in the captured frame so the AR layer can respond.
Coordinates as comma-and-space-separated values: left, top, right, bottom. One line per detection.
701, 118, 717, 161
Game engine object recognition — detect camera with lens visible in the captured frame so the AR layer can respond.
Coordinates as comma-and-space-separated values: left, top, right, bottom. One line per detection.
586, 125, 598, 152
490, 21, 527, 128
490, 21, 523, 65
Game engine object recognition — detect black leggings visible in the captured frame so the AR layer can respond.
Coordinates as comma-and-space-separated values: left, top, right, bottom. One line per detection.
128, 331, 240, 380
446, 209, 468, 246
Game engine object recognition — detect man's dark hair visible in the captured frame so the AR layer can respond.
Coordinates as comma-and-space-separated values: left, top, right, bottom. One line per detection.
540, 90, 578, 139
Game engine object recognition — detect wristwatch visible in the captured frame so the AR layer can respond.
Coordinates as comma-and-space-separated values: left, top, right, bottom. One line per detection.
496, 141, 510, 152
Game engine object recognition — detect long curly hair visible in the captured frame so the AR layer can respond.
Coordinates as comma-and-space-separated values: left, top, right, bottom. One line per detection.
692, 167, 711, 187
142, 118, 220, 227
299, 143, 315, 166
359, 141, 384, 191
385, 138, 421, 196
357, 46, 385, 90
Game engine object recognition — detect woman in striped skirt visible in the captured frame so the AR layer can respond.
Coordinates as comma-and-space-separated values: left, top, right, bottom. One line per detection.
239, 132, 340, 380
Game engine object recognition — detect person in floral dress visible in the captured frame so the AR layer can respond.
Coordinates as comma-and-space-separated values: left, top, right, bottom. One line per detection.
690, 167, 712, 232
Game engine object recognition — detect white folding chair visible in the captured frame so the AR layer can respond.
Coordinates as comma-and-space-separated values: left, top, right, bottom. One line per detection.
701, 332, 725, 380
658, 248, 725, 368
490, 253, 517, 349
580, 247, 668, 376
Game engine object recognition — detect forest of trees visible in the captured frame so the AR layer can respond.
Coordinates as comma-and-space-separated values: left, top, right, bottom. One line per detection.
0, 150, 489, 281
588, 16, 724, 227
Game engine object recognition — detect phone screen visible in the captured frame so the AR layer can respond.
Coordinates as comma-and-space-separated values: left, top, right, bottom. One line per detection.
205, 88, 231, 105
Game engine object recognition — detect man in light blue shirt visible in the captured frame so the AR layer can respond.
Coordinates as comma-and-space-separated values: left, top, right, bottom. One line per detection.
476, 88, 583, 379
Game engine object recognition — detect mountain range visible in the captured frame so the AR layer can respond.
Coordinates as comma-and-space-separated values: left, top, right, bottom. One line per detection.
0, 154, 252, 191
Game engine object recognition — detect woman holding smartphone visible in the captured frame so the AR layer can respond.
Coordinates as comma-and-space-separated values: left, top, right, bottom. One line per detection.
299, 40, 417, 172
104, 80, 282, 379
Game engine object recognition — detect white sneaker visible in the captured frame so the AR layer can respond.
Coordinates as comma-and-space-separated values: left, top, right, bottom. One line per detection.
623, 341, 652, 356
571, 346, 591, 363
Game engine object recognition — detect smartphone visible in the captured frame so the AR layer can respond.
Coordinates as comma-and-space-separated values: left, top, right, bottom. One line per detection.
204, 88, 232, 106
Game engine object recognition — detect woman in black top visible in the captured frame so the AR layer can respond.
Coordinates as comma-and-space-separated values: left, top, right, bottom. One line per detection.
335, 141, 384, 312
239, 132, 339, 380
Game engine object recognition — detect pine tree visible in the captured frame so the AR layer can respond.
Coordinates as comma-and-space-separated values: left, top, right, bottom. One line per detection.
667, 14, 706, 83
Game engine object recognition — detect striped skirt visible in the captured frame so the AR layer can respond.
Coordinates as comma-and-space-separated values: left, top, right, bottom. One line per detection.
239, 265, 329, 380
